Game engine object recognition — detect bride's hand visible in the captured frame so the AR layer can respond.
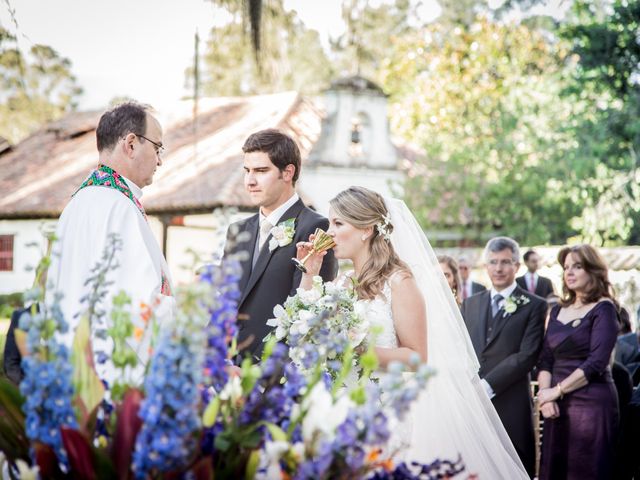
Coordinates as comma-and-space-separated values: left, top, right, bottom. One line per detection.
296, 234, 326, 277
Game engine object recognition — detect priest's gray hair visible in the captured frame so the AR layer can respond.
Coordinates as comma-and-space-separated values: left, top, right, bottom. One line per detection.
483, 236, 520, 263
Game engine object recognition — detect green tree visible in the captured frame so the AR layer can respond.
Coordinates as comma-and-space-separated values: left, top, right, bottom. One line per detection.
558, 0, 640, 244
0, 27, 82, 144
381, 17, 579, 245
329, 0, 415, 79
198, 0, 332, 96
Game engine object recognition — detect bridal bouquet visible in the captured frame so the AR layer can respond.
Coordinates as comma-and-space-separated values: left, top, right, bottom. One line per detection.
264, 275, 370, 382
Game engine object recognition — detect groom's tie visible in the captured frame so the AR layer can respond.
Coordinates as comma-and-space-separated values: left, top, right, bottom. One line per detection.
252, 219, 273, 269
258, 219, 272, 251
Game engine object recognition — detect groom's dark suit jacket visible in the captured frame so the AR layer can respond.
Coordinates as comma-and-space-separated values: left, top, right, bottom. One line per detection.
223, 198, 338, 361
461, 286, 546, 478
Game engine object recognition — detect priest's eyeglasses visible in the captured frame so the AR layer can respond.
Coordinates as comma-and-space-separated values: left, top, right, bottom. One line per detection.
135, 134, 165, 157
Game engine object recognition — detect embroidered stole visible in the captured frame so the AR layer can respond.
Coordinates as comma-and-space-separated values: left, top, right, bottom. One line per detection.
75, 164, 172, 296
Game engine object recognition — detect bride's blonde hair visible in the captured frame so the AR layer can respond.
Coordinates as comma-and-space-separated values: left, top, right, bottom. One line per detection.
330, 186, 411, 300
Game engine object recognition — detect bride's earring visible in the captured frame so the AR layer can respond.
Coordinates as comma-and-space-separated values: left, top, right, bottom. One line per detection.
361, 234, 368, 242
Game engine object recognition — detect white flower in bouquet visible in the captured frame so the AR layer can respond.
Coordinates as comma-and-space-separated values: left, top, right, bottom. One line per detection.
265, 275, 368, 381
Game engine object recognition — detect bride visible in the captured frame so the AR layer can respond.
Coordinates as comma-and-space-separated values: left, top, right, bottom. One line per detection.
297, 186, 529, 478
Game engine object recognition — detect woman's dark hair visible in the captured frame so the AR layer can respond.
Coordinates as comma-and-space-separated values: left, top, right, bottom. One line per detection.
558, 244, 619, 309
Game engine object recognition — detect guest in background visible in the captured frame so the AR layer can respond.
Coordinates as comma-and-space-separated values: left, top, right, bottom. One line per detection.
516, 249, 554, 298
3, 307, 27, 385
616, 308, 640, 384
458, 256, 486, 300
461, 237, 546, 477
537, 244, 619, 480
438, 254, 462, 305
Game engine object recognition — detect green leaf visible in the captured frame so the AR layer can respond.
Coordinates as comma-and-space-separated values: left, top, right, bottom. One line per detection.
214, 433, 231, 452
71, 315, 105, 429
202, 396, 220, 428
245, 449, 261, 480
264, 423, 287, 442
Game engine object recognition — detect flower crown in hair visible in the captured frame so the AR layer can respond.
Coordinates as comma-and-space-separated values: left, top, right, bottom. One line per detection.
376, 213, 393, 242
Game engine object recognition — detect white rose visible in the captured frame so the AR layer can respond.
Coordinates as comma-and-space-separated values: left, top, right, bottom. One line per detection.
218, 376, 242, 402
298, 287, 321, 304
301, 383, 353, 445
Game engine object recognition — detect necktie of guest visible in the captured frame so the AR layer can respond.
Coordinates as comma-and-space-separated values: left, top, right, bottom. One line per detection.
492, 293, 504, 318
528, 274, 536, 293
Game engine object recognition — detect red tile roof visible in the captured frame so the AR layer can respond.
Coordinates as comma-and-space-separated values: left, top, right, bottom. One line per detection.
0, 92, 322, 218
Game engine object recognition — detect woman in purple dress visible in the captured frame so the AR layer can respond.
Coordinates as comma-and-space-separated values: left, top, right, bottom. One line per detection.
536, 244, 620, 480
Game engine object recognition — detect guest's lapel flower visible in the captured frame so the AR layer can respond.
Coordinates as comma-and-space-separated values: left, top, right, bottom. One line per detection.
503, 294, 530, 317
268, 218, 296, 251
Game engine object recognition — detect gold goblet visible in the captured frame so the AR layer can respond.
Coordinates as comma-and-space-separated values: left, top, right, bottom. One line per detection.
292, 228, 336, 273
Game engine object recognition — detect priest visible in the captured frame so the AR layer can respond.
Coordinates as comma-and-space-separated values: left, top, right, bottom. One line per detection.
47, 102, 174, 384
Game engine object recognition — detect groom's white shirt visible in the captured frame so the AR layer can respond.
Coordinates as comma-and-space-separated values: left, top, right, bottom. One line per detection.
260, 192, 299, 227
481, 281, 518, 399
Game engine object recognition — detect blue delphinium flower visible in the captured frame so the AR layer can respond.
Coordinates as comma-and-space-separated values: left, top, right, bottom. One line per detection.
378, 360, 434, 422
202, 259, 241, 392
199, 259, 242, 453
131, 315, 206, 478
238, 343, 306, 430
19, 295, 78, 470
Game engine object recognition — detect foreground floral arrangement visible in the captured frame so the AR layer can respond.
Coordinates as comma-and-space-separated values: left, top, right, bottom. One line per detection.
0, 237, 467, 479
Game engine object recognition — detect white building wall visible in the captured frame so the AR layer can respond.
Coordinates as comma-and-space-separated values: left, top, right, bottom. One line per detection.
298, 166, 405, 216
0, 219, 58, 294
164, 210, 252, 286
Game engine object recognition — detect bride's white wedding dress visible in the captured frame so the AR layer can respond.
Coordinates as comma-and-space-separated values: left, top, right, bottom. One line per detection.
355, 198, 529, 479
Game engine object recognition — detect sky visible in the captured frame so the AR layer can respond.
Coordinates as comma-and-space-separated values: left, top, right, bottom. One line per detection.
0, 0, 439, 111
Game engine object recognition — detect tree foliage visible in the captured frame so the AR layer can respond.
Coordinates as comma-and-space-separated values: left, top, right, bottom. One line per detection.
198, 0, 331, 96
558, 0, 640, 244
381, 17, 579, 245
0, 27, 82, 144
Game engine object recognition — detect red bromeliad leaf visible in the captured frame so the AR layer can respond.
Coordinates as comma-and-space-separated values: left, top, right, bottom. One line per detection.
191, 455, 214, 480
33, 441, 63, 479
111, 388, 144, 479
60, 428, 96, 480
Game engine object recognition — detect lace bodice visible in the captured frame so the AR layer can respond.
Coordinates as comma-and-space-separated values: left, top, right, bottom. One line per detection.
354, 278, 398, 349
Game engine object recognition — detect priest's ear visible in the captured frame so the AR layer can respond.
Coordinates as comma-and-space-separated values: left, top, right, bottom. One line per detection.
122, 132, 138, 157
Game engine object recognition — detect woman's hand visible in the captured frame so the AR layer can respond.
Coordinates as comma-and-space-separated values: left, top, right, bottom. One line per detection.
539, 401, 560, 419
295, 233, 327, 277
537, 386, 561, 405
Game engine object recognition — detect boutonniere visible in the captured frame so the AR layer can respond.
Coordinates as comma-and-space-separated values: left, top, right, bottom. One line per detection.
268, 218, 296, 252
503, 294, 530, 317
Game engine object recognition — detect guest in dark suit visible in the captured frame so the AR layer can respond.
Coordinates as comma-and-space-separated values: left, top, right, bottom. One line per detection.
536, 245, 620, 480
223, 129, 338, 361
516, 249, 555, 298
458, 256, 487, 300
3, 307, 27, 385
461, 237, 546, 478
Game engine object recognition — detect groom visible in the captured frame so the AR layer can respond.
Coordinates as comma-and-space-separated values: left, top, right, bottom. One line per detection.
461, 236, 546, 478
223, 129, 338, 361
